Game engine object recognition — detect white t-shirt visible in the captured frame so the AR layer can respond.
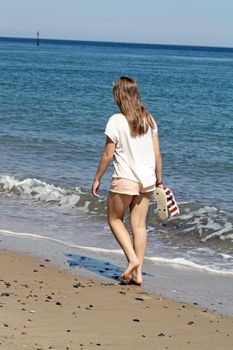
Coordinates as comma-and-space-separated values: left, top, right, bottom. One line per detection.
105, 113, 157, 187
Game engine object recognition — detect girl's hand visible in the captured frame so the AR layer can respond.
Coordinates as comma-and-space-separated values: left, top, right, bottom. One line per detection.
157, 184, 164, 190
156, 181, 164, 190
92, 179, 101, 197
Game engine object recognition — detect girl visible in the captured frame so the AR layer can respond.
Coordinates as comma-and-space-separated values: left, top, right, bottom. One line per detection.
92, 77, 163, 285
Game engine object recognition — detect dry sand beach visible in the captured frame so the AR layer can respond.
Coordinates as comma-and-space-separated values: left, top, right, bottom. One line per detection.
1, 250, 233, 350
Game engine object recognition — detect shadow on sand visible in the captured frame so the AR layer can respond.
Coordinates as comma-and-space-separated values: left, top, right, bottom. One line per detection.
65, 253, 151, 283
65, 253, 123, 281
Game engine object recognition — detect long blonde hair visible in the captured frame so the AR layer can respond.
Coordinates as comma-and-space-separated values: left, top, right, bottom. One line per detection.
112, 76, 156, 136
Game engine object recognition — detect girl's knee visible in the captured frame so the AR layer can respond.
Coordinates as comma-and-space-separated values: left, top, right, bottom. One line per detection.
131, 222, 146, 232
108, 215, 123, 228
107, 214, 116, 226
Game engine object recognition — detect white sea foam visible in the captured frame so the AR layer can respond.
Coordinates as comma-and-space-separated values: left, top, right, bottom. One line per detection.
147, 256, 233, 275
0, 229, 123, 253
219, 253, 233, 260
1, 229, 233, 276
176, 203, 233, 242
201, 223, 232, 242
178, 213, 194, 220
220, 234, 233, 241
0, 175, 82, 208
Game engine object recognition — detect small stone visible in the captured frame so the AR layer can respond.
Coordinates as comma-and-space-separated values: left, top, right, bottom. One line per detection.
134, 297, 144, 301
56, 302, 62, 306
158, 332, 165, 337
133, 319, 140, 322
187, 321, 194, 325
33, 269, 38, 273
73, 283, 85, 288
66, 329, 71, 332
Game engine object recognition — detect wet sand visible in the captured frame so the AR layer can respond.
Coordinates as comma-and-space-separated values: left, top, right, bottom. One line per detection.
1, 249, 233, 349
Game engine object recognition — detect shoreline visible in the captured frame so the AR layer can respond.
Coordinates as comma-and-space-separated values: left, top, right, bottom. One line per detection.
1, 230, 233, 317
1, 249, 233, 350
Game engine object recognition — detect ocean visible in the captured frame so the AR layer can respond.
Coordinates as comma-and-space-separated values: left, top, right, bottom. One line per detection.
0, 37, 233, 280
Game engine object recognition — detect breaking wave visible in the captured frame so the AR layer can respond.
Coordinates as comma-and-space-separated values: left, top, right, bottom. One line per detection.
1, 175, 233, 247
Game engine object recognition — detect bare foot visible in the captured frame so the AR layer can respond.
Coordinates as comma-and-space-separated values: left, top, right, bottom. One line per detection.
130, 267, 143, 285
121, 259, 140, 281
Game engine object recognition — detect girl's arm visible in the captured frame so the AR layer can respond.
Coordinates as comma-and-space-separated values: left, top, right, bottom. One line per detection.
152, 132, 163, 189
92, 136, 115, 197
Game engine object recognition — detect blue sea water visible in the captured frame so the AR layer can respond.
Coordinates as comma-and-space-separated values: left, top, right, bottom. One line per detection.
0, 37, 233, 274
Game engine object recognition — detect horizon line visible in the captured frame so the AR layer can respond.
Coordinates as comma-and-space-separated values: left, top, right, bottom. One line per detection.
0, 35, 233, 50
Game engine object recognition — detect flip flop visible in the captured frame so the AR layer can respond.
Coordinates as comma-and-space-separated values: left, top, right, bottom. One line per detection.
164, 187, 180, 217
154, 187, 168, 220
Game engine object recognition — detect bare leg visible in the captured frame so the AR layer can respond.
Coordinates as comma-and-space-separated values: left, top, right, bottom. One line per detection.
129, 192, 152, 285
107, 192, 140, 279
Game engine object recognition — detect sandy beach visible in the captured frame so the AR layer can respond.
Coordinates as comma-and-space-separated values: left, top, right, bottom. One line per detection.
1, 249, 233, 350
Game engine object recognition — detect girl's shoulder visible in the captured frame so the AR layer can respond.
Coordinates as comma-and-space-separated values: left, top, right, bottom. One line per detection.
105, 113, 126, 143
106, 113, 126, 126
108, 113, 125, 120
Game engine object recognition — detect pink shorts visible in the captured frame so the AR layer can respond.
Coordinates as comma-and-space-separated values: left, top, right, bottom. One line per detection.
110, 177, 155, 196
